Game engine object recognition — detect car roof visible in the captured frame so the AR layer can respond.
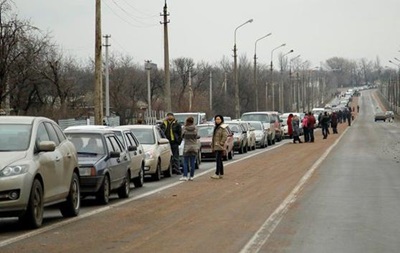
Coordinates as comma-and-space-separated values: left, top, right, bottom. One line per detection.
118, 124, 156, 130
64, 128, 115, 135
0, 116, 49, 124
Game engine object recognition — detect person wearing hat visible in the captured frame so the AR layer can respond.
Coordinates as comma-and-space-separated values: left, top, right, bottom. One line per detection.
162, 112, 182, 175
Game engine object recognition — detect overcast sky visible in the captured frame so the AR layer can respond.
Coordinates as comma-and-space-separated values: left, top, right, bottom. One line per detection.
12, 0, 400, 68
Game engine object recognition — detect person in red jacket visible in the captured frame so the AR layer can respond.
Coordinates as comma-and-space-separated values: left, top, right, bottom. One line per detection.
307, 112, 316, 142
287, 113, 294, 139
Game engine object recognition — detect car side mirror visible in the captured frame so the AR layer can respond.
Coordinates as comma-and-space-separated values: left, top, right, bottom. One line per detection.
38, 141, 56, 152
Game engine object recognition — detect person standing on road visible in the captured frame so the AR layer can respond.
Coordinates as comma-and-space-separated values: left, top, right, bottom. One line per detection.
287, 114, 294, 139
211, 115, 228, 179
180, 116, 199, 181
292, 115, 302, 143
307, 112, 316, 142
320, 111, 330, 139
302, 114, 309, 142
331, 111, 338, 134
162, 112, 183, 175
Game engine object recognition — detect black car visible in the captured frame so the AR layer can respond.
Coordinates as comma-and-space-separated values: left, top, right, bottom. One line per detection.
64, 129, 131, 205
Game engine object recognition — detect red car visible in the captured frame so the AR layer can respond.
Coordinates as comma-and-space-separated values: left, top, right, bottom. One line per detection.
197, 124, 234, 161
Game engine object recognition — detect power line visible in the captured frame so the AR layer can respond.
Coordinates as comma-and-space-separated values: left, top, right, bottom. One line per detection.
120, 0, 159, 19
102, 0, 157, 28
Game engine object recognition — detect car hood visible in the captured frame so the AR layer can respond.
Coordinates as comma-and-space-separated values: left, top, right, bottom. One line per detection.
0, 151, 28, 168
141, 144, 156, 152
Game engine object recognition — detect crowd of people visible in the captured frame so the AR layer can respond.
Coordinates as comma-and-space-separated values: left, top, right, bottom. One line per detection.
286, 106, 355, 143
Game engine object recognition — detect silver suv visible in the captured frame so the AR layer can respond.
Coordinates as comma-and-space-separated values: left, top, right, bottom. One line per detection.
0, 116, 80, 228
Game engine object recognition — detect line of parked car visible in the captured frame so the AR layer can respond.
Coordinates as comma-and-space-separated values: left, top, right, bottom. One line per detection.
0, 117, 174, 229
0, 111, 287, 229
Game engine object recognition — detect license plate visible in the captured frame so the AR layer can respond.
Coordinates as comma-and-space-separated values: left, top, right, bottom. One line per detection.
202, 148, 213, 153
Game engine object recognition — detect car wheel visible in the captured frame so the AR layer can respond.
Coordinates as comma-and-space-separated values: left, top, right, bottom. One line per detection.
152, 161, 162, 181
118, 170, 130, 199
133, 164, 144, 188
163, 158, 172, 178
20, 179, 44, 228
244, 144, 248, 153
96, 175, 110, 205
195, 153, 201, 169
60, 172, 80, 217
223, 150, 228, 161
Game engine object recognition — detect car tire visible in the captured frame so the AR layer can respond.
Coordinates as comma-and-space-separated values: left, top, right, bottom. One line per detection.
118, 170, 130, 199
163, 158, 172, 178
60, 172, 80, 217
133, 164, 144, 188
195, 153, 201, 169
20, 179, 44, 228
152, 161, 162, 181
244, 144, 248, 153
96, 175, 110, 205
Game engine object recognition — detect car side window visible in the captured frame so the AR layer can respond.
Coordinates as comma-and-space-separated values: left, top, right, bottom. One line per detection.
125, 132, 137, 148
108, 135, 123, 153
44, 122, 60, 146
52, 123, 66, 143
36, 123, 50, 150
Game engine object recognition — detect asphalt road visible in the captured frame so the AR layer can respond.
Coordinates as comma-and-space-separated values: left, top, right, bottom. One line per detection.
1, 90, 399, 253
261, 90, 400, 252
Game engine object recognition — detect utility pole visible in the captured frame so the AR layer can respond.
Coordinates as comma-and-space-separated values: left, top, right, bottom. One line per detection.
94, 0, 103, 125
209, 71, 213, 111
103, 34, 111, 118
160, 0, 171, 112
188, 69, 192, 111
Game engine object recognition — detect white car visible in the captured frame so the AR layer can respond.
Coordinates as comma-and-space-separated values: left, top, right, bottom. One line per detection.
281, 112, 305, 137
128, 125, 172, 181
246, 121, 268, 148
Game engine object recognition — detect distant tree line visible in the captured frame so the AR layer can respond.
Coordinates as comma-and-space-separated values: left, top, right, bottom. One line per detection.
0, 1, 389, 122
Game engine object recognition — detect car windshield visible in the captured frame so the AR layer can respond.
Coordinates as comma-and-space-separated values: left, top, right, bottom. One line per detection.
198, 126, 214, 137
0, 124, 32, 151
66, 133, 105, 155
241, 114, 270, 123
131, 129, 155, 144
228, 123, 241, 133
249, 122, 262, 130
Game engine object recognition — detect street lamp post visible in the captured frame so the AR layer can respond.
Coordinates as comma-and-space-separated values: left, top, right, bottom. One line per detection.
289, 54, 301, 111
233, 18, 253, 118
254, 33, 272, 111
389, 60, 400, 112
270, 43, 286, 111
145, 61, 157, 124
279, 49, 294, 112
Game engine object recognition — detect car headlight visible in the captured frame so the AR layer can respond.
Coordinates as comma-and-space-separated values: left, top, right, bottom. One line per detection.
145, 149, 155, 159
0, 165, 29, 177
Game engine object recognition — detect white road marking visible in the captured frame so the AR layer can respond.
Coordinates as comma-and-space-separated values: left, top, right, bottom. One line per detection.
240, 127, 349, 253
0, 141, 287, 248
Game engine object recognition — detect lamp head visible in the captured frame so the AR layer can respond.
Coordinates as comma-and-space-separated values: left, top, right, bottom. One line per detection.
248, 19, 254, 23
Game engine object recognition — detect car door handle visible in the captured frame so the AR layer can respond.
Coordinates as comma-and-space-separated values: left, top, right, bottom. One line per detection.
55, 157, 61, 162
124, 156, 128, 161
66, 153, 72, 158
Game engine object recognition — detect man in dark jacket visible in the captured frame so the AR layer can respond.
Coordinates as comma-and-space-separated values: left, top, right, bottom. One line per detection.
162, 112, 182, 174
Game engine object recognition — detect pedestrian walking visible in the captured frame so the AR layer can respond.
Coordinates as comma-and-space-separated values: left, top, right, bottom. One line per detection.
211, 115, 228, 179
292, 115, 302, 143
161, 112, 183, 175
357, 105, 360, 113
287, 114, 293, 139
180, 116, 199, 181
